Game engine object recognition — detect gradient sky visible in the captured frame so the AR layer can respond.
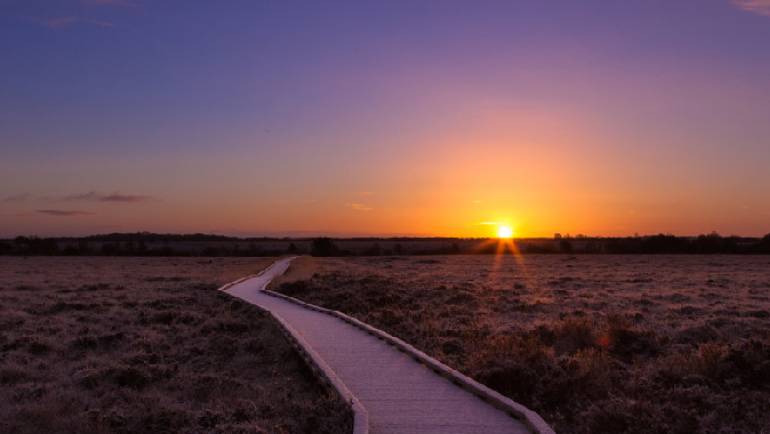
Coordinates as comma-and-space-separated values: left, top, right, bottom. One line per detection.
2, 0, 770, 238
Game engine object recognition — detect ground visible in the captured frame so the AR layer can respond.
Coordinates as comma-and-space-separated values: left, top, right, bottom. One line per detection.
274, 254, 770, 434
0, 257, 352, 434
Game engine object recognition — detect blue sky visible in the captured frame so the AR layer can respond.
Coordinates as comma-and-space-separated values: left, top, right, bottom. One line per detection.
2, 0, 770, 237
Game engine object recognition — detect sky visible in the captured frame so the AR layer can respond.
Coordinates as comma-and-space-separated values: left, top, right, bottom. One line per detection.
1, 0, 770, 238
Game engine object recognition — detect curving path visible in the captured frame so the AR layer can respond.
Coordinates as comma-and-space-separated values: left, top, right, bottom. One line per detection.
224, 257, 541, 434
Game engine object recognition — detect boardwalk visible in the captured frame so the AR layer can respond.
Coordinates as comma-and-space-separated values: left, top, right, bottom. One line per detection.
225, 258, 535, 434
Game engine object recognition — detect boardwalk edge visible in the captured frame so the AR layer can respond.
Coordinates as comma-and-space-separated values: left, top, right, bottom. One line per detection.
264, 287, 556, 434
217, 262, 369, 434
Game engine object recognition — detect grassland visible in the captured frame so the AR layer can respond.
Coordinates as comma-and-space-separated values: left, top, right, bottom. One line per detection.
0, 257, 351, 434
274, 255, 770, 434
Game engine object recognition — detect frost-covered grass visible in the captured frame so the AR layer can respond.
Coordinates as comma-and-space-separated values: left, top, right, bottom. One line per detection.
0, 257, 351, 434
275, 255, 770, 434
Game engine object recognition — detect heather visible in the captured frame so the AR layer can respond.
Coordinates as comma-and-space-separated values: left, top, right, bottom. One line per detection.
0, 257, 351, 434
275, 255, 770, 433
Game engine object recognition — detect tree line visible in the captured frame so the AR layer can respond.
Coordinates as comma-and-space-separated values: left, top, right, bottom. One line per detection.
1, 233, 769, 256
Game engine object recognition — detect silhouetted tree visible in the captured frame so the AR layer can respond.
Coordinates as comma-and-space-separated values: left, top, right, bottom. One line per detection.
364, 243, 382, 256
101, 243, 118, 255
393, 243, 404, 255
757, 233, 770, 253
311, 238, 339, 257
202, 246, 220, 256
77, 240, 91, 254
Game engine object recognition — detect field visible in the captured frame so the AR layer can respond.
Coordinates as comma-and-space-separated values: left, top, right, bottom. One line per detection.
274, 255, 770, 434
0, 257, 351, 434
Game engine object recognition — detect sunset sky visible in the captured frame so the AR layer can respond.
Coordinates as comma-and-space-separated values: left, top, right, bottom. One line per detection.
2, 0, 770, 238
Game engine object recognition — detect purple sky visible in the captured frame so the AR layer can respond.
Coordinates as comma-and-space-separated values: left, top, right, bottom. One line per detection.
2, 0, 770, 237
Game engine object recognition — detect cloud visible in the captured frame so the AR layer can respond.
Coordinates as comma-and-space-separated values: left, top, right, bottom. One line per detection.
731, 0, 770, 16
347, 203, 373, 212
38, 16, 113, 29
41, 16, 78, 28
64, 191, 153, 203
2, 193, 31, 203
64, 192, 100, 201
100, 193, 152, 202
36, 209, 94, 216
1, 191, 152, 204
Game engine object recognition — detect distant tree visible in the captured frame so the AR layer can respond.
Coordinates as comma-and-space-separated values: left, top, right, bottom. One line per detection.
364, 243, 382, 256
641, 234, 687, 254
14, 236, 31, 253
393, 243, 404, 255
693, 232, 726, 254
18, 237, 59, 255
287, 243, 299, 254
584, 241, 601, 254
202, 246, 221, 256
554, 233, 562, 240
559, 239, 573, 254
101, 243, 118, 255
77, 240, 91, 255
757, 233, 770, 254
311, 238, 339, 257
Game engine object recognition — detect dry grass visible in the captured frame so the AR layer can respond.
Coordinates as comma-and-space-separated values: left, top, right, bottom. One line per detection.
0, 257, 352, 434
275, 254, 770, 434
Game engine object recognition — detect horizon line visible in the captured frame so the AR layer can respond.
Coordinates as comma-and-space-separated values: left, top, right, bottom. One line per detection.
3, 230, 768, 240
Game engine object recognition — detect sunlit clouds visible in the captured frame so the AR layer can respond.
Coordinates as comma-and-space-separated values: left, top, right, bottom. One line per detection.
732, 0, 770, 16
347, 203, 373, 212
36, 209, 94, 217
64, 192, 154, 203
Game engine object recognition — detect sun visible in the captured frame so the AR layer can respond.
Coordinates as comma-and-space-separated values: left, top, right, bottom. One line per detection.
497, 225, 514, 239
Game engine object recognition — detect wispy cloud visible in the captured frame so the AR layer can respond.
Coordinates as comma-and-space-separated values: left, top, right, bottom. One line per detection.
731, 0, 770, 16
64, 191, 153, 203
3, 191, 153, 203
42, 16, 78, 29
31, 0, 133, 29
100, 193, 152, 202
37, 16, 113, 29
2, 193, 31, 203
36, 209, 94, 217
347, 203, 373, 212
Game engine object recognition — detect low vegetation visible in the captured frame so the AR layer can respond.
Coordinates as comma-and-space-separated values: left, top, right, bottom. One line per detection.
274, 255, 770, 434
0, 257, 352, 434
